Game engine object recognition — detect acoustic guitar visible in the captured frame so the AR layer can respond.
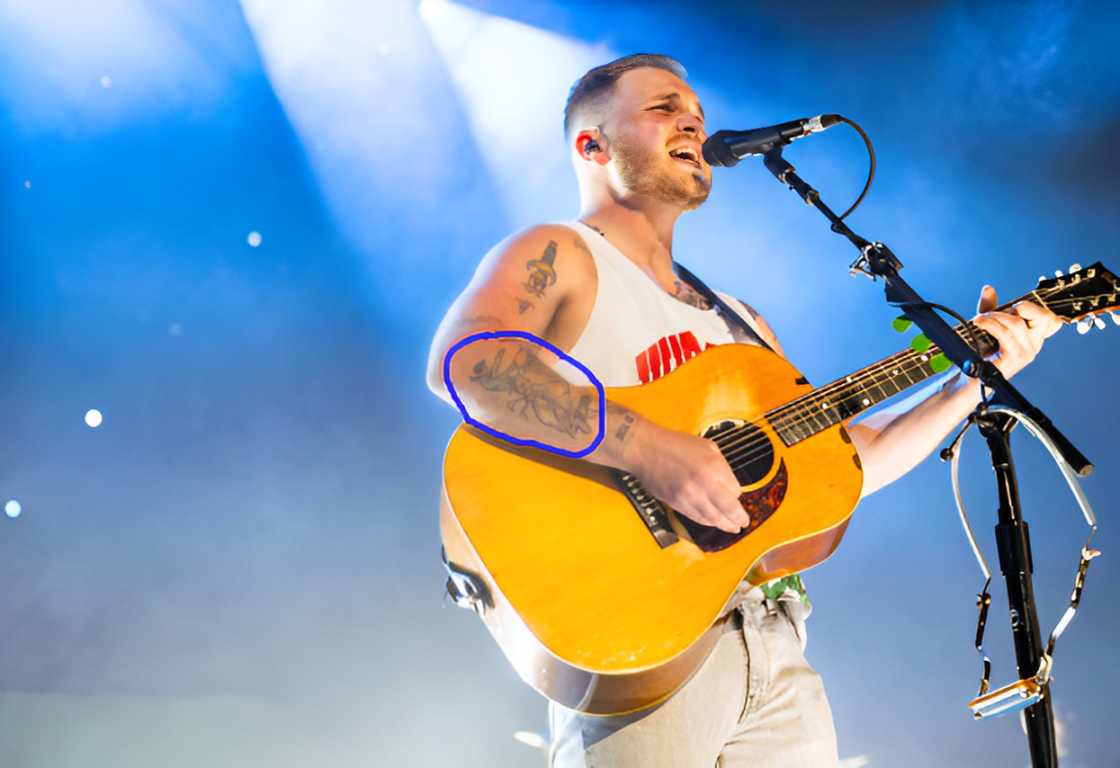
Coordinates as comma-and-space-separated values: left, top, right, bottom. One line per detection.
439, 263, 1118, 715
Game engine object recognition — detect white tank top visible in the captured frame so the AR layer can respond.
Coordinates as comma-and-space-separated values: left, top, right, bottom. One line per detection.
559, 220, 766, 386
556, 221, 808, 620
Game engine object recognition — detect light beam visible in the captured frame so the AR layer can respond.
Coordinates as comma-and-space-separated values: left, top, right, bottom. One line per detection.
419, 0, 613, 226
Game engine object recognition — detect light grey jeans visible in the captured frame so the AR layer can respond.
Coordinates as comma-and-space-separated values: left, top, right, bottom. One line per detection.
549, 592, 838, 767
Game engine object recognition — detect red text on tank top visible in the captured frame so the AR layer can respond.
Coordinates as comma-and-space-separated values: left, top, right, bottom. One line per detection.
635, 330, 715, 383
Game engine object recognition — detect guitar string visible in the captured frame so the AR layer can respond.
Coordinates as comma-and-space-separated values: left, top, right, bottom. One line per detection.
766, 342, 956, 432
718, 352, 936, 472
763, 293, 1050, 431
749, 313, 1003, 436
714, 292, 1100, 473
713, 318, 991, 458
770, 328, 985, 435
714, 285, 1081, 447
630, 289, 1106, 512
711, 355, 940, 472
761, 290, 1105, 436
707, 290, 1094, 473
715, 306, 1064, 471
765, 282, 1112, 429
715, 351, 927, 454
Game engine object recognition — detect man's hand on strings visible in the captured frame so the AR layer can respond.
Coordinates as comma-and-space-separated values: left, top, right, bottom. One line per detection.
629, 421, 749, 535
971, 285, 1063, 379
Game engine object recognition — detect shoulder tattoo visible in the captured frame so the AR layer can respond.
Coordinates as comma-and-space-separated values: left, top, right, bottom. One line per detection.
523, 240, 558, 298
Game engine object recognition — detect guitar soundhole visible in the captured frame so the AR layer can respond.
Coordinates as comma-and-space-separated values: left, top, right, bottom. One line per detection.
702, 420, 774, 486
678, 421, 787, 553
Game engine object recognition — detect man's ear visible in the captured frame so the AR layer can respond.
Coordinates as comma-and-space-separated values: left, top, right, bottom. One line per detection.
575, 129, 608, 165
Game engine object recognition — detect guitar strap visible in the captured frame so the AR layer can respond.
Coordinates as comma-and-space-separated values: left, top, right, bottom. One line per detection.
673, 262, 774, 353
673, 262, 814, 611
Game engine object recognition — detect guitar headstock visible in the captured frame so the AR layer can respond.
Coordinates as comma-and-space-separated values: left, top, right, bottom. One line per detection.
1035, 262, 1120, 334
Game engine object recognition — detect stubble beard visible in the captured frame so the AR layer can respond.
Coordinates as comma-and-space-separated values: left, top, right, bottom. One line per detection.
611, 134, 711, 211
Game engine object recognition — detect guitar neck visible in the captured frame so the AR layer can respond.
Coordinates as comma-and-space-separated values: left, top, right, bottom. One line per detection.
766, 294, 1036, 446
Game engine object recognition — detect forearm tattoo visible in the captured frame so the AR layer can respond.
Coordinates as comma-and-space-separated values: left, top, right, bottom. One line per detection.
469, 345, 597, 439
614, 411, 636, 442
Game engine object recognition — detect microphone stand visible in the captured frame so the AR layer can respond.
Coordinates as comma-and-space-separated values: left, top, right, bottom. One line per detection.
757, 144, 1092, 767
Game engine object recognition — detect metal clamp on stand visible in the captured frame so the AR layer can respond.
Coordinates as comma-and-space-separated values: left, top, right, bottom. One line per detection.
969, 674, 1045, 721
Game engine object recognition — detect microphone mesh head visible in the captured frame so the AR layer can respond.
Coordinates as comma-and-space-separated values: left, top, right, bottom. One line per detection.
701, 132, 739, 167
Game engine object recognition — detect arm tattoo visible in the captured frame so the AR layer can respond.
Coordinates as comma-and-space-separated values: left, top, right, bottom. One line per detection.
523, 241, 558, 298
614, 412, 636, 442
671, 279, 712, 310
517, 299, 534, 314
469, 345, 597, 439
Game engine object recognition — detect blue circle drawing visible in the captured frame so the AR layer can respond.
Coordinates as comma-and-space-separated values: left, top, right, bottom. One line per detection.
442, 330, 605, 458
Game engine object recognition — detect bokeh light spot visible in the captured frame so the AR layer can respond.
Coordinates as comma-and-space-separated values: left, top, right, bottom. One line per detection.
247, 230, 262, 247
85, 408, 103, 428
4, 500, 21, 519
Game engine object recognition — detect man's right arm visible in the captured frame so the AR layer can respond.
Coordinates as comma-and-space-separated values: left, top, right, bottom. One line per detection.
426, 226, 635, 467
426, 226, 749, 534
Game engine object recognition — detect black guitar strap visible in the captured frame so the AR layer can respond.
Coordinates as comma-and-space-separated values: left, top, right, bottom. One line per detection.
673, 262, 774, 353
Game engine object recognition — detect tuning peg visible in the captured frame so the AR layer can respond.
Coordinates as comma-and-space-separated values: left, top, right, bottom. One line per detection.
1076, 319, 1092, 334
1069, 262, 1082, 273
1111, 311, 1120, 326
1094, 315, 1107, 330
1054, 269, 1064, 277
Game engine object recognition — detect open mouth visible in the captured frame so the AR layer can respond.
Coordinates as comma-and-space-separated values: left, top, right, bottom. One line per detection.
668, 146, 701, 168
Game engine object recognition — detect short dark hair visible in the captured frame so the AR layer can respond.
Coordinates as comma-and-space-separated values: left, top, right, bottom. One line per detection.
563, 54, 687, 139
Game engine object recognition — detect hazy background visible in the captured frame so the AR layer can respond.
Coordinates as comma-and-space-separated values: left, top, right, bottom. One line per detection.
1, 1, 1117, 766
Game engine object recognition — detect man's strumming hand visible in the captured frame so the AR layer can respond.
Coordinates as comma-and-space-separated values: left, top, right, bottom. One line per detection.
626, 419, 749, 535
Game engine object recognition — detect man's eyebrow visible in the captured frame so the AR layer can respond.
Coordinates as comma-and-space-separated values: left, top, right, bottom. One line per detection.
650, 91, 705, 121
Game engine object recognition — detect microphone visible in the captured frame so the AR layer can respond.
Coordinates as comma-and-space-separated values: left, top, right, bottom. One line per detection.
702, 114, 841, 167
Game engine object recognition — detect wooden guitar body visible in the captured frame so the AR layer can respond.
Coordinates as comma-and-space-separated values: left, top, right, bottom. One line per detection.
440, 343, 862, 715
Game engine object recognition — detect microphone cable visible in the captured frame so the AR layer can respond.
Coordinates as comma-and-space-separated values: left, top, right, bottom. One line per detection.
834, 115, 875, 222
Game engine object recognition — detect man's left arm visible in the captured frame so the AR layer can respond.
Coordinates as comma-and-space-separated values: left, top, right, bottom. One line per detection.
847, 285, 1063, 498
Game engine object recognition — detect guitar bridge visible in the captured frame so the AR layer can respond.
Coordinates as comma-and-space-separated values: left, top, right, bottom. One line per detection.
615, 472, 678, 549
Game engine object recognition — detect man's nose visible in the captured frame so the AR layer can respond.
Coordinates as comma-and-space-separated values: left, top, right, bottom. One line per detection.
678, 114, 705, 140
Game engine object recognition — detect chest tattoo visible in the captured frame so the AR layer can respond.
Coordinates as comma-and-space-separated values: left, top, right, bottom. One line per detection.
671, 279, 712, 310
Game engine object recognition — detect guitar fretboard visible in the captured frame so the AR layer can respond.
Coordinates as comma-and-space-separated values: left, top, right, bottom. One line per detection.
764, 303, 1019, 446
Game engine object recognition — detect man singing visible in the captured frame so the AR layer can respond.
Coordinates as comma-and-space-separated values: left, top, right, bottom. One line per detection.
426, 54, 1060, 767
